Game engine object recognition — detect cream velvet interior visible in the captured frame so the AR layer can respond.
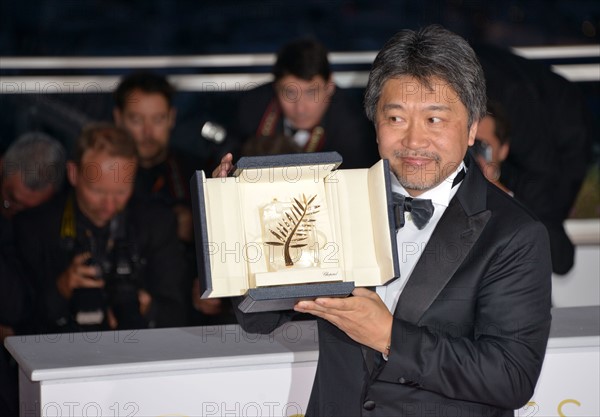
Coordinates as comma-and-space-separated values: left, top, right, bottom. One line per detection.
200, 159, 396, 298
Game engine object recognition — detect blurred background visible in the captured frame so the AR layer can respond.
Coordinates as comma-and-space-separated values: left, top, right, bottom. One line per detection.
1, 0, 598, 54
1, 0, 599, 215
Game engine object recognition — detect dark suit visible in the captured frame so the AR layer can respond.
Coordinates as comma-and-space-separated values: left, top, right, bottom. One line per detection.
234, 158, 552, 416
231, 83, 379, 169
475, 44, 593, 275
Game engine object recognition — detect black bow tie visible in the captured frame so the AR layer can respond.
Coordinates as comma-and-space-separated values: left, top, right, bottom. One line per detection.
392, 193, 435, 230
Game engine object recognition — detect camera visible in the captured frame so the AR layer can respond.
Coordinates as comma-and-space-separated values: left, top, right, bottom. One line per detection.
471, 139, 493, 162
72, 238, 146, 330
103, 239, 146, 330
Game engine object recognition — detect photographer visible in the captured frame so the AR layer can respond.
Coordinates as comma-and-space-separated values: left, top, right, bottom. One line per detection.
14, 123, 188, 333
470, 100, 512, 195
230, 38, 379, 169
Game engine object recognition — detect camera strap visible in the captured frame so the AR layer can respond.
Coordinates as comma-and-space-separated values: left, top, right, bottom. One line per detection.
149, 155, 189, 204
59, 191, 123, 265
60, 192, 77, 253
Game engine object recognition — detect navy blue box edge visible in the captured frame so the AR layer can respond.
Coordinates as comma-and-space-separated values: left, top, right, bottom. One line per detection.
190, 171, 213, 296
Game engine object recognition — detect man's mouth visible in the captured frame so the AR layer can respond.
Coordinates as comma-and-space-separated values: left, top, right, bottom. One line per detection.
401, 156, 434, 167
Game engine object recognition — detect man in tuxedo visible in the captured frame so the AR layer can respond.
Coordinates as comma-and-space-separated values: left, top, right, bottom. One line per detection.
216, 25, 552, 416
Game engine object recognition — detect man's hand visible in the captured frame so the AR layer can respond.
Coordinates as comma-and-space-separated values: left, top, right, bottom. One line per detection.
106, 290, 152, 330
212, 153, 234, 179
294, 288, 393, 354
138, 289, 152, 317
56, 253, 105, 299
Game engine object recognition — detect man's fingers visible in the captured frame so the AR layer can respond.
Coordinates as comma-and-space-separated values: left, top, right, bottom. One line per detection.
77, 276, 105, 288
78, 264, 101, 279
352, 287, 376, 298
212, 153, 234, 178
296, 299, 333, 312
315, 296, 359, 311
295, 298, 350, 315
294, 302, 339, 323
72, 252, 92, 266
352, 287, 385, 304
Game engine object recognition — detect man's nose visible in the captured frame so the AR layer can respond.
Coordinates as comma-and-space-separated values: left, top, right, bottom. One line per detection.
103, 196, 118, 214
142, 121, 153, 137
294, 97, 311, 115
402, 123, 429, 149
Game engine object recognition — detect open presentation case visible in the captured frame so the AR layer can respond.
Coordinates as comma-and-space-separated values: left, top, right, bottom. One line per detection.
190, 152, 400, 313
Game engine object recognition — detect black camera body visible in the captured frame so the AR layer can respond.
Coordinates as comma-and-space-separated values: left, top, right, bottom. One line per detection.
68, 215, 147, 330
471, 139, 493, 162
85, 238, 146, 330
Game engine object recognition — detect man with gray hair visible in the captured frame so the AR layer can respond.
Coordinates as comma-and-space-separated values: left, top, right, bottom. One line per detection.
1, 132, 66, 219
1, 131, 66, 416
226, 25, 552, 416
1, 131, 66, 321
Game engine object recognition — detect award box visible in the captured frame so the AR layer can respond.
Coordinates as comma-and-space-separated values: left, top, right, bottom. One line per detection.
190, 152, 400, 313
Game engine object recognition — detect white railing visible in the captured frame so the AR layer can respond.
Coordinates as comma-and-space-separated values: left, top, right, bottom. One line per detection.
1, 45, 598, 93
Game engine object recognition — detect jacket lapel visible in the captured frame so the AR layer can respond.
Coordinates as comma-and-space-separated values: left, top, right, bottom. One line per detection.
395, 157, 491, 323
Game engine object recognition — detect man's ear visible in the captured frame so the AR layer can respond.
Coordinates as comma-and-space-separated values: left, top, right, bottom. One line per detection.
66, 161, 78, 187
113, 107, 123, 126
326, 77, 336, 97
467, 119, 479, 146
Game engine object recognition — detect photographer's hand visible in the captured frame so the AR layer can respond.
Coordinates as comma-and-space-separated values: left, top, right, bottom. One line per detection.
138, 289, 152, 316
106, 290, 152, 330
56, 253, 105, 299
212, 153, 234, 178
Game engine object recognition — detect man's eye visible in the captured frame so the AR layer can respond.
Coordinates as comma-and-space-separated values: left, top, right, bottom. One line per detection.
429, 117, 442, 123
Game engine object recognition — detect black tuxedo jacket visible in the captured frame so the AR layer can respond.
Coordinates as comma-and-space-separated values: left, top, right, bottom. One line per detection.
234, 159, 552, 417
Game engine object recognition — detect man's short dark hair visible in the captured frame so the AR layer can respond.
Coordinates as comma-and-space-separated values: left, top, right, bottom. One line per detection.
113, 71, 175, 110
272, 38, 332, 82
364, 25, 487, 127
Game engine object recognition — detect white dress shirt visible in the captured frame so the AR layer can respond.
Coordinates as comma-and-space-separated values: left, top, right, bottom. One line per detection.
376, 163, 466, 313
284, 118, 310, 147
